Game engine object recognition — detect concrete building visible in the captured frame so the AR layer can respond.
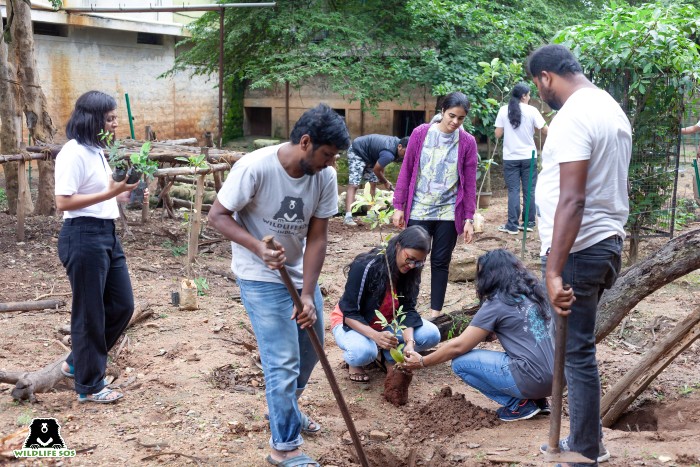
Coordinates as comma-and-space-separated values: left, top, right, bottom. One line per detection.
1, 0, 218, 143
244, 77, 436, 140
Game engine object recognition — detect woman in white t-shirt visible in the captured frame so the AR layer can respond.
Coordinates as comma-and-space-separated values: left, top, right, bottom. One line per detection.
55, 91, 139, 404
494, 83, 548, 235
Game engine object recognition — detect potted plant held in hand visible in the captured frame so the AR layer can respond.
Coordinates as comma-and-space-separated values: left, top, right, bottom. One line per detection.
127, 141, 156, 183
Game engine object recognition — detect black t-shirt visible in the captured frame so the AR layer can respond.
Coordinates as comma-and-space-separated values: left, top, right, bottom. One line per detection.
351, 134, 400, 167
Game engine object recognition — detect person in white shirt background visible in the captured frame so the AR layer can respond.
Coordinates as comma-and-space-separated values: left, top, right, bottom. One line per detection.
495, 82, 548, 235
55, 91, 140, 404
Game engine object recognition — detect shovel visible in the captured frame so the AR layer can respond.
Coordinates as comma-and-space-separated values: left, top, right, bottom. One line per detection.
545, 288, 595, 464
263, 236, 370, 467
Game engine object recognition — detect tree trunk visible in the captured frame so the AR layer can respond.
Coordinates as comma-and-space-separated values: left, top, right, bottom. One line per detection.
595, 228, 700, 343
0, 302, 152, 402
10, 0, 56, 215
0, 29, 33, 216
600, 306, 700, 427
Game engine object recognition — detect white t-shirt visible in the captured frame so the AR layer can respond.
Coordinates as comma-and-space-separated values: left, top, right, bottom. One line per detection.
216, 144, 338, 288
536, 87, 632, 256
55, 139, 119, 219
495, 103, 546, 160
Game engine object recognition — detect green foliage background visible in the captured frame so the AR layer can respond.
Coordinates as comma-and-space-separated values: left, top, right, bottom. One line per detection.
168, 0, 607, 141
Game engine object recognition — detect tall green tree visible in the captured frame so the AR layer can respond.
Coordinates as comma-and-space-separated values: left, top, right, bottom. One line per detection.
554, 1, 700, 262
170, 0, 601, 139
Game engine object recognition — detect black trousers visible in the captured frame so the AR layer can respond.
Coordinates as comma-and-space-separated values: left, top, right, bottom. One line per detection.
406, 219, 458, 311
58, 217, 134, 394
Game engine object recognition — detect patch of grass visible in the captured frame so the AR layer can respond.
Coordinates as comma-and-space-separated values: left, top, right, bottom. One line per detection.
0, 188, 7, 211
17, 410, 33, 426
162, 240, 186, 257
194, 277, 209, 296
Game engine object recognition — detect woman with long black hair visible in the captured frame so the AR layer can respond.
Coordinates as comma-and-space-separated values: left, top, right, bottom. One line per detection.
331, 225, 441, 383
55, 90, 138, 403
495, 82, 548, 235
391, 91, 478, 319
404, 249, 554, 422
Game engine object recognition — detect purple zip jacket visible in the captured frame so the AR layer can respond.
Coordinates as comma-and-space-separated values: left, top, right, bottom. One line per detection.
392, 123, 478, 234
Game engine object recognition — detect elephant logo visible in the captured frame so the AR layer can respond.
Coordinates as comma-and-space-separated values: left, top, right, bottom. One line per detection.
273, 196, 305, 223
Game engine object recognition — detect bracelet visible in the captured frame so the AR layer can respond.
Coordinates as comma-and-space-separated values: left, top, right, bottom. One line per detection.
419, 355, 425, 367
408, 339, 416, 346
465, 219, 474, 224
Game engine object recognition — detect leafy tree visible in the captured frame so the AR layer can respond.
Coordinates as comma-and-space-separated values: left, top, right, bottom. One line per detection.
554, 1, 700, 262
170, 0, 601, 139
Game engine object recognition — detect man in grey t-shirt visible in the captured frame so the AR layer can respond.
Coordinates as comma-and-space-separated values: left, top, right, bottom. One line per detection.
208, 104, 350, 467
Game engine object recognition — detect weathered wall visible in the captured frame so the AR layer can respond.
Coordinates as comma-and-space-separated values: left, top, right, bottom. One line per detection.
244, 77, 436, 140
33, 26, 217, 142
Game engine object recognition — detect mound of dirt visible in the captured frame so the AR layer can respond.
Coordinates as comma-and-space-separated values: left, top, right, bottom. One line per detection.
408, 386, 501, 439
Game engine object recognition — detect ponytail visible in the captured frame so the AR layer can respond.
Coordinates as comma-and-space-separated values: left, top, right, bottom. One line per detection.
507, 83, 531, 129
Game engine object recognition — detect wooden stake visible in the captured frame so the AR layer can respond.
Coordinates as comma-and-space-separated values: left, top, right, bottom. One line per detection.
0, 299, 65, 312
16, 158, 26, 241
186, 174, 205, 276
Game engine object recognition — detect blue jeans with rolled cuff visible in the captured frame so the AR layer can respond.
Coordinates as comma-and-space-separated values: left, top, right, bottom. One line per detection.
237, 278, 324, 452
58, 217, 135, 395
541, 235, 622, 466
332, 318, 441, 367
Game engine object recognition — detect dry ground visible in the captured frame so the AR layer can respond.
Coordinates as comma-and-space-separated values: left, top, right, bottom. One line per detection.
1, 169, 700, 466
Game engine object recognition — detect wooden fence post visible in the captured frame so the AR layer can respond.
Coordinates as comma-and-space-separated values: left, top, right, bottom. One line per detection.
186, 174, 205, 277
16, 158, 27, 241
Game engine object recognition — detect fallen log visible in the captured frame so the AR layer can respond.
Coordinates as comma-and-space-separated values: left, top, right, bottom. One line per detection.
595, 228, 700, 343
432, 303, 480, 342
173, 198, 212, 212
0, 302, 151, 402
0, 299, 65, 313
601, 306, 700, 427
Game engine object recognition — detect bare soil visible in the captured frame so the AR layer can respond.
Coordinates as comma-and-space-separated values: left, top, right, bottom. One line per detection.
1, 172, 700, 466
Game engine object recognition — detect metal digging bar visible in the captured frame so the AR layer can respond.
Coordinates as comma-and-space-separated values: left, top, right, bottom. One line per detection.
544, 285, 595, 465
262, 236, 370, 467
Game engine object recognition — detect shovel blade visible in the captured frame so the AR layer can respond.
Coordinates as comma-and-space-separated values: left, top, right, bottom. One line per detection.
544, 449, 596, 464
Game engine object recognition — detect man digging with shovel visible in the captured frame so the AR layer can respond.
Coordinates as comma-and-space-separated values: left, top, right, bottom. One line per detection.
528, 44, 631, 466
208, 104, 350, 467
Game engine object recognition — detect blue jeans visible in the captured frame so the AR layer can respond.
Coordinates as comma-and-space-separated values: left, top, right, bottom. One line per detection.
503, 159, 537, 231
237, 279, 324, 452
451, 349, 525, 411
332, 318, 441, 366
542, 236, 622, 466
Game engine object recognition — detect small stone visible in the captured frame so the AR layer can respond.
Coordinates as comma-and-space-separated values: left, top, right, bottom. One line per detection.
467, 443, 480, 449
369, 430, 389, 441
340, 431, 353, 445
449, 453, 468, 462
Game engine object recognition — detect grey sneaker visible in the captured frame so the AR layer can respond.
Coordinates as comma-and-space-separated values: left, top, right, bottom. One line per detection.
343, 216, 357, 226
518, 223, 535, 232
539, 438, 610, 463
498, 225, 519, 235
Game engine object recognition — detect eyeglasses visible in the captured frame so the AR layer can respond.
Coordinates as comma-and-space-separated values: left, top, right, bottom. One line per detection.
405, 256, 425, 269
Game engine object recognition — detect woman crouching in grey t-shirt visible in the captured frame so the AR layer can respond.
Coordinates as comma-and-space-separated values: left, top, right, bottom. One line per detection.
404, 249, 554, 422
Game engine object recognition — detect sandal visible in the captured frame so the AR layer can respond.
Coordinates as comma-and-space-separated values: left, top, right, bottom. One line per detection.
263, 412, 321, 434
78, 387, 123, 404
348, 367, 370, 383
266, 453, 320, 467
300, 412, 321, 434
61, 361, 75, 378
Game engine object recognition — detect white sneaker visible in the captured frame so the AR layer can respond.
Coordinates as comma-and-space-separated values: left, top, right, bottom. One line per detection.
343, 217, 357, 226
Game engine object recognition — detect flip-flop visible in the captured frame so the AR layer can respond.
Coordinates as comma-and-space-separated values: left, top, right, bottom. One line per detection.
264, 412, 321, 434
265, 453, 320, 467
77, 387, 123, 404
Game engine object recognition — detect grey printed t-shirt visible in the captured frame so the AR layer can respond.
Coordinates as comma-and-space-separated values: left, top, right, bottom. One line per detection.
216, 144, 338, 288
470, 296, 554, 399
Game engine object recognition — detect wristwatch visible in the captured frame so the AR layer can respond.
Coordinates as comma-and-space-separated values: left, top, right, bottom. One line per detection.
465, 219, 474, 224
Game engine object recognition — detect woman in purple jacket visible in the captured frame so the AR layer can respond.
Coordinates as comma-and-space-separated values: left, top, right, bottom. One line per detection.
392, 91, 478, 318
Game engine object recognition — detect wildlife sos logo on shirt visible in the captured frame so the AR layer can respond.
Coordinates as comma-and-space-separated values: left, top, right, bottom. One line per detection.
14, 418, 76, 458
264, 196, 307, 235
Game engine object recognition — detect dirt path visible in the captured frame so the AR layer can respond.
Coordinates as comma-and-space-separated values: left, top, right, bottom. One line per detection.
1, 185, 700, 466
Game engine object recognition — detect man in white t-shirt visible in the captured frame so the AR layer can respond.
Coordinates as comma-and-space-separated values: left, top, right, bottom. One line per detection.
208, 104, 350, 467
495, 82, 548, 234
529, 44, 631, 466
